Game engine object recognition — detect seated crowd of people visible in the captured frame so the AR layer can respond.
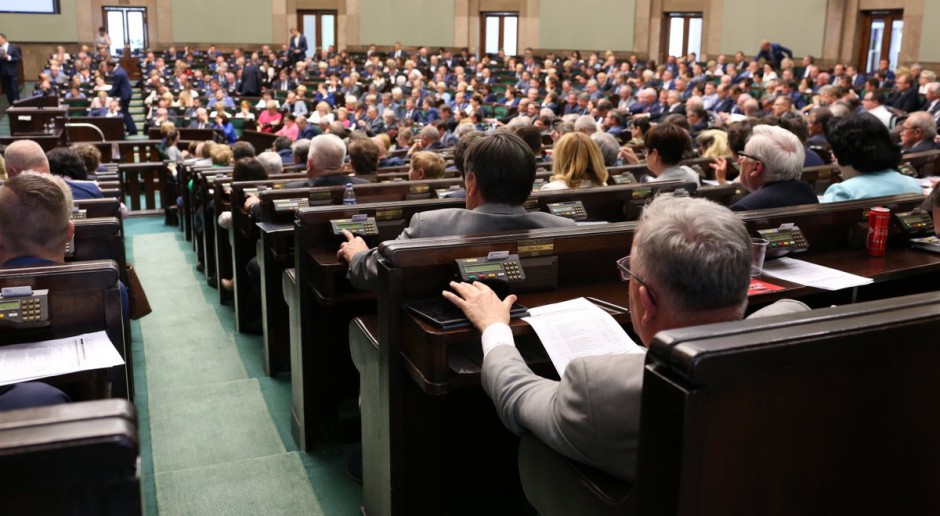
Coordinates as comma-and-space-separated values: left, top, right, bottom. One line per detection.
3, 37, 939, 497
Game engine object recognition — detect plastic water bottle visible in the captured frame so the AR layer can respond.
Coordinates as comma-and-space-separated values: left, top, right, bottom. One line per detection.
343, 183, 357, 205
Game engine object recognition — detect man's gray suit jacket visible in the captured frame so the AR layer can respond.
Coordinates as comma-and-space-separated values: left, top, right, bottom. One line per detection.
481, 298, 811, 482
347, 203, 576, 291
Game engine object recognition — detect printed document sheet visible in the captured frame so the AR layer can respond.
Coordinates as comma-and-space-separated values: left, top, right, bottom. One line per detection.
0, 331, 124, 386
523, 297, 644, 376
761, 257, 873, 291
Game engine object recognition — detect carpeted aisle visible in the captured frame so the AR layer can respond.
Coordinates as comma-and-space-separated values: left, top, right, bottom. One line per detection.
129, 227, 344, 515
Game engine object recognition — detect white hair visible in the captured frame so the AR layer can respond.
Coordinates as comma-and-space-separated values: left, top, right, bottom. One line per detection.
744, 125, 805, 181
307, 133, 347, 171
574, 115, 597, 134
256, 151, 284, 175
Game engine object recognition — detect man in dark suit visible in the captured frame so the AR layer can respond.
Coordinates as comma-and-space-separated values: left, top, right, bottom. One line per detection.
396, 98, 422, 124
106, 60, 137, 135
753, 40, 793, 69
338, 132, 576, 291
272, 71, 297, 92
846, 65, 866, 89
0, 33, 22, 104
285, 133, 368, 189
238, 61, 263, 97
924, 82, 940, 124
727, 125, 818, 211
288, 28, 308, 65
900, 112, 938, 154
806, 107, 831, 147
391, 41, 407, 61
296, 115, 321, 140
887, 74, 922, 113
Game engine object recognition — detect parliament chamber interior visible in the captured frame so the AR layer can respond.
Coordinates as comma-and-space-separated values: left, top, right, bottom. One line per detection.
1, 0, 940, 514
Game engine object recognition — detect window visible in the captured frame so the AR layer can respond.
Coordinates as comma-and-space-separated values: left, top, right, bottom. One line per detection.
297, 10, 338, 58
662, 12, 703, 63
103, 6, 148, 56
859, 10, 903, 74
480, 12, 518, 56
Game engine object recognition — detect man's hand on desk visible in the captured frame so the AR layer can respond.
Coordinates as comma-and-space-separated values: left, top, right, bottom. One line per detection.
442, 281, 517, 332
336, 229, 369, 263
243, 194, 261, 210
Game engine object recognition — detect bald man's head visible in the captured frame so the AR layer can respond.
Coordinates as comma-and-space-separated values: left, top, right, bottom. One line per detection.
4, 140, 51, 176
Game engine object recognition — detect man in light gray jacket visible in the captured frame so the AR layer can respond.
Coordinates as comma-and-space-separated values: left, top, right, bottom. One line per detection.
444, 195, 808, 481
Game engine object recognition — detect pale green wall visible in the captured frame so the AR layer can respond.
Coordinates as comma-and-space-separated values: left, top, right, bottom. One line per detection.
171, 0, 273, 44
920, 0, 940, 62
0, 0, 79, 42
720, 0, 824, 57
359, 0, 455, 47
540, 0, 635, 51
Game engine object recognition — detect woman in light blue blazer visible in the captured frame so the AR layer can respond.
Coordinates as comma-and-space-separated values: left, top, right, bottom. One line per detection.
822, 114, 922, 202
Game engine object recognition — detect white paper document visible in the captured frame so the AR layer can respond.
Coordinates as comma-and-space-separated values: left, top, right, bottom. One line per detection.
523, 297, 644, 376
0, 331, 125, 386
761, 257, 873, 291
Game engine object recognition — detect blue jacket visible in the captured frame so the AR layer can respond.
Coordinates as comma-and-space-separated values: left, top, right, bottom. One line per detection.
822, 170, 922, 203
754, 43, 793, 68
111, 66, 133, 102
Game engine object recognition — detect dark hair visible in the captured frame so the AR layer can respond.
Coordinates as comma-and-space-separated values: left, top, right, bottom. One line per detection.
727, 120, 754, 154
779, 117, 809, 143
662, 114, 690, 131
514, 126, 543, 156
922, 184, 940, 212
464, 132, 535, 205
348, 137, 379, 174
46, 147, 88, 180
273, 136, 292, 152
810, 107, 833, 130
232, 141, 256, 160
453, 130, 485, 176
645, 122, 692, 165
826, 113, 901, 174
70, 143, 102, 175
631, 116, 651, 136
232, 158, 268, 182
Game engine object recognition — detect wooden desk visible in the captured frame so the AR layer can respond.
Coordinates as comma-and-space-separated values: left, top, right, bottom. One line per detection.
0, 261, 128, 401
0, 131, 65, 152
6, 107, 67, 135
357, 197, 940, 516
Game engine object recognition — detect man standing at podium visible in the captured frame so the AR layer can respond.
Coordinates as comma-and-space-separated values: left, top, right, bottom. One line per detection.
105, 60, 137, 136
0, 33, 22, 105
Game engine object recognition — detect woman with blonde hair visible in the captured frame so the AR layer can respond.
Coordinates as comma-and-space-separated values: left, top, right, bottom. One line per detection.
177, 90, 194, 108
697, 129, 734, 159
541, 132, 609, 191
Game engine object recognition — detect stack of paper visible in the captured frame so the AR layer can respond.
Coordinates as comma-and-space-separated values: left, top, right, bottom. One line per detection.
0, 330, 125, 386
523, 297, 644, 376
761, 257, 873, 291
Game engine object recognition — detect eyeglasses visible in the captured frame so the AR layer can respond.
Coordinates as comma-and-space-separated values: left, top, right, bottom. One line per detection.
737, 152, 761, 163
901, 126, 919, 132
616, 255, 657, 305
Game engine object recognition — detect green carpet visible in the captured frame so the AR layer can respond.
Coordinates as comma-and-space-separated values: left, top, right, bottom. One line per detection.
148, 379, 286, 472
155, 453, 324, 516
126, 218, 363, 515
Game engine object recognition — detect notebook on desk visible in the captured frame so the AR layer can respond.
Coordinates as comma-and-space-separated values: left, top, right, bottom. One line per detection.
910, 236, 940, 254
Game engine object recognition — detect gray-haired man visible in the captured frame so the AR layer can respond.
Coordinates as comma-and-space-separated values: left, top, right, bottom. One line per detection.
444, 196, 808, 482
